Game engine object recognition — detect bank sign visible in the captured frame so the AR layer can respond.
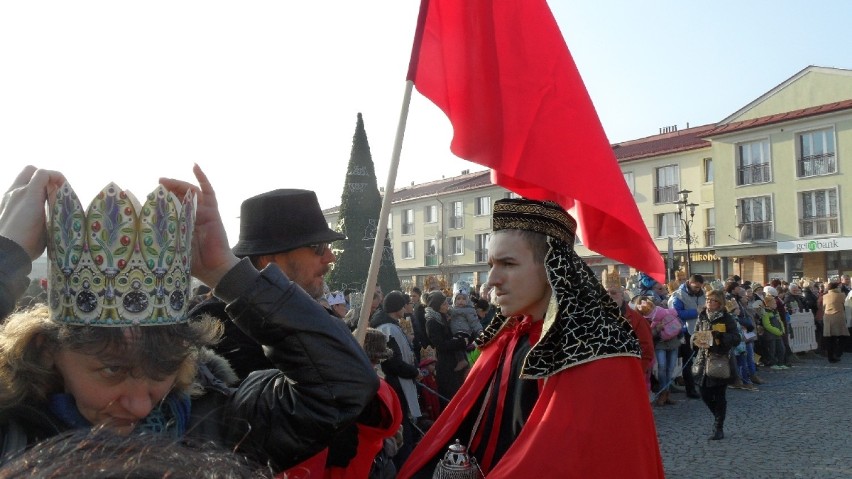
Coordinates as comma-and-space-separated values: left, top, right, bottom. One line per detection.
776, 237, 852, 254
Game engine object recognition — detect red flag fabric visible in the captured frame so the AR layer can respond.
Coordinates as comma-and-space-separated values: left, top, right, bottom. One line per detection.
407, 0, 665, 283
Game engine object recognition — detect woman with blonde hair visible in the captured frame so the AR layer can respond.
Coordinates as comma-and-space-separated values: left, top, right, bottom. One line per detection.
693, 289, 741, 440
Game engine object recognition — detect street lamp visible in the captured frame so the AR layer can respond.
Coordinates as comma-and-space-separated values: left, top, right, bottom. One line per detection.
674, 189, 699, 276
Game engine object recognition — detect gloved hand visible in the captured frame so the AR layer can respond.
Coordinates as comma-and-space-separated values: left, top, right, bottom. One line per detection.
325, 423, 360, 467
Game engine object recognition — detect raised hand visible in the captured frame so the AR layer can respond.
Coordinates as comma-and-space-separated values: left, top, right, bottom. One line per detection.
0, 166, 66, 260
159, 164, 239, 288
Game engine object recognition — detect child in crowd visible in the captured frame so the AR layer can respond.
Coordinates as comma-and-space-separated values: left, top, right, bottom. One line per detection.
448, 292, 482, 373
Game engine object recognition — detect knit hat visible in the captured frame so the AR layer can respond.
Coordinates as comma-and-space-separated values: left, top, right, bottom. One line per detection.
427, 291, 447, 311
362, 328, 392, 363
383, 290, 408, 314
763, 286, 778, 297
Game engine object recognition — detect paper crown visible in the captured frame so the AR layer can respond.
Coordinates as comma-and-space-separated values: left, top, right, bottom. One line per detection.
47, 182, 196, 326
420, 346, 436, 362
601, 269, 622, 290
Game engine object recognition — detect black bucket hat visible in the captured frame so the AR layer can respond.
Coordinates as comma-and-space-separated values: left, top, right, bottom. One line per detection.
231, 189, 345, 257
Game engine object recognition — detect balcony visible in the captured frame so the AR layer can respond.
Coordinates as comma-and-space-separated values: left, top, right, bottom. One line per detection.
475, 249, 488, 263
737, 163, 771, 186
704, 228, 715, 247
739, 221, 773, 242
654, 185, 679, 204
797, 152, 836, 177
449, 215, 464, 229
424, 254, 438, 267
800, 216, 839, 237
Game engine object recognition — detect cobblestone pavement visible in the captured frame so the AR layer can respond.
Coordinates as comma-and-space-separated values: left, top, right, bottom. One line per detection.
653, 353, 852, 479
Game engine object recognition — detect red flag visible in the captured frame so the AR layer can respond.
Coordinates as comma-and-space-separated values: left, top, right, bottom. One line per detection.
407, 0, 665, 283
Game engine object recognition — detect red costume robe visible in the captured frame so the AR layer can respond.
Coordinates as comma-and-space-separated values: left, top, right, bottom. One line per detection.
398, 316, 664, 478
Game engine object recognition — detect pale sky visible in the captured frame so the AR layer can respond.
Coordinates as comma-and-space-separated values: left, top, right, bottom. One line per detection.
2, 1, 850, 246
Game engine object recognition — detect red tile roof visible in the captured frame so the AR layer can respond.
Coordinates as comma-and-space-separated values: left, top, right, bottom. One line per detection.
705, 99, 852, 136
612, 124, 714, 162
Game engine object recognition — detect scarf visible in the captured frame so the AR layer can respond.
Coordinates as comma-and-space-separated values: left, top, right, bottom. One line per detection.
49, 391, 191, 438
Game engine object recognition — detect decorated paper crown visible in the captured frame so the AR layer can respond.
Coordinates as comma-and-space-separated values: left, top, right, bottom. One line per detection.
47, 182, 196, 326
601, 269, 622, 290
420, 346, 436, 362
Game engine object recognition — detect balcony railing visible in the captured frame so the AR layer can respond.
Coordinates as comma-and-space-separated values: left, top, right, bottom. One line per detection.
475, 249, 488, 263
450, 215, 464, 229
737, 163, 771, 185
704, 228, 715, 247
654, 185, 679, 204
424, 254, 438, 266
740, 221, 773, 242
800, 217, 839, 237
797, 152, 836, 177
401, 223, 414, 235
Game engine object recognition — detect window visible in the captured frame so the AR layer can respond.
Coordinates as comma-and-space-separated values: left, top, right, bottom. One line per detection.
401, 209, 414, 235
450, 236, 464, 255
800, 189, 839, 237
703, 158, 714, 183
424, 239, 438, 266
655, 212, 681, 238
623, 172, 635, 194
798, 128, 836, 177
450, 201, 464, 229
402, 241, 415, 259
738, 196, 773, 241
386, 213, 392, 239
654, 165, 679, 204
736, 139, 771, 185
504, 191, 521, 199
475, 233, 490, 263
474, 196, 491, 216
425, 205, 438, 223
705, 208, 715, 247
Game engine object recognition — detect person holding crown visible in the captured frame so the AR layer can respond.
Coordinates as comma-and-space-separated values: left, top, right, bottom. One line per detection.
0, 165, 378, 473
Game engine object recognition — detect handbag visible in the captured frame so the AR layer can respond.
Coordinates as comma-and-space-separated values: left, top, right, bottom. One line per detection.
705, 352, 731, 379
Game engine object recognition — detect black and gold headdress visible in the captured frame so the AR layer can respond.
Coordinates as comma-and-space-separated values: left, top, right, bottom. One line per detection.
481, 198, 640, 378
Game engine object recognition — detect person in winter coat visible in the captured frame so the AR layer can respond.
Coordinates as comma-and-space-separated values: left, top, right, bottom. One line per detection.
693, 289, 741, 440
760, 294, 787, 369
668, 274, 706, 399
634, 296, 681, 405
607, 287, 655, 391
0, 165, 377, 474
424, 292, 467, 406
820, 281, 849, 363
370, 291, 422, 469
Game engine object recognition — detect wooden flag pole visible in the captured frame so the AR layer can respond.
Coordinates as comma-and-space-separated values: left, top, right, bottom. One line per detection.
354, 80, 415, 346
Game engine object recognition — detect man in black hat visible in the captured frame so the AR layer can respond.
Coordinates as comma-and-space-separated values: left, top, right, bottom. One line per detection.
192, 188, 345, 378
231, 189, 346, 300
191, 188, 401, 478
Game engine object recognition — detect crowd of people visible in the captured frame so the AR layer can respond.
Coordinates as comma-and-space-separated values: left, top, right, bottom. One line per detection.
609, 270, 852, 441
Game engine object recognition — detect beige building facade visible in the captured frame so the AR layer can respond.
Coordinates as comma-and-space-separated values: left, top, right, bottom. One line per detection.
325, 66, 852, 289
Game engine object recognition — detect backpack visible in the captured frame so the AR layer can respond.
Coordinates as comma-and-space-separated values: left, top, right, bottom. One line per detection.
652, 308, 682, 341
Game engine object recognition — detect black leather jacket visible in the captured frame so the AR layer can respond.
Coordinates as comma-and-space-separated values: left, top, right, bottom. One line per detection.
0, 239, 378, 472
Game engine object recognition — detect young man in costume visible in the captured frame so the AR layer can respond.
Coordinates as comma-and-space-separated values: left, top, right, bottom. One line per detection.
398, 198, 664, 479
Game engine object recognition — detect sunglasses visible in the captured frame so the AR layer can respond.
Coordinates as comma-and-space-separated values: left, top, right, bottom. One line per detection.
306, 242, 330, 256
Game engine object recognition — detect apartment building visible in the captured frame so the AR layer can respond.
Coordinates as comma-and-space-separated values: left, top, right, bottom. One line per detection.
324, 65, 852, 288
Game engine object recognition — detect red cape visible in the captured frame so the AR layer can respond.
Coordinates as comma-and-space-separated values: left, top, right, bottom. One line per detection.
398, 332, 664, 478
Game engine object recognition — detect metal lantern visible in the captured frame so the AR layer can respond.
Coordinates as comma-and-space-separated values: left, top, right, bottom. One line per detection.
432, 440, 484, 479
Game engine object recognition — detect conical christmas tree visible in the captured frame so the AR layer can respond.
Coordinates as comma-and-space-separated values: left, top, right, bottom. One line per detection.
326, 113, 401, 296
